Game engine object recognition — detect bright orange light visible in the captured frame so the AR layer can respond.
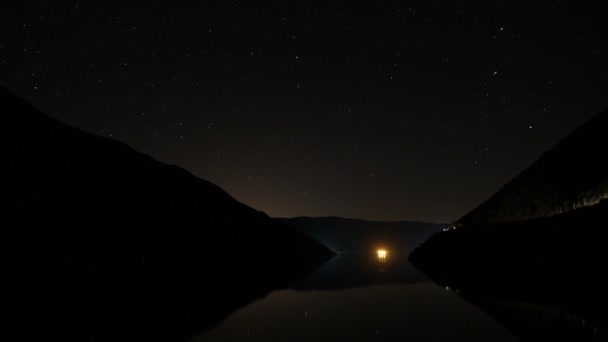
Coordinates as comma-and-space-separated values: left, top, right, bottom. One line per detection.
377, 249, 387, 259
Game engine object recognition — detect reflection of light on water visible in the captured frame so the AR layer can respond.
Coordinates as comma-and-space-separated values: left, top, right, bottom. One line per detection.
377, 249, 387, 273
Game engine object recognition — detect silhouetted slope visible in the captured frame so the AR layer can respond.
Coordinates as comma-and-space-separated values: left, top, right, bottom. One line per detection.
410, 107, 608, 339
410, 202, 608, 339
278, 216, 445, 252
457, 109, 608, 225
0, 87, 332, 341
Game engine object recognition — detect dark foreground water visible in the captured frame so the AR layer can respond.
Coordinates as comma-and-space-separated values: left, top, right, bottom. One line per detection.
193, 251, 518, 341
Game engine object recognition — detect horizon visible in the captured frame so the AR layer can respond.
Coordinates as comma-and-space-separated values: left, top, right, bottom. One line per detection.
2, 85, 600, 224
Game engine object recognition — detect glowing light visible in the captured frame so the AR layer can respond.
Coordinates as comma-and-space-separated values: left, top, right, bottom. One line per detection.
377, 249, 387, 259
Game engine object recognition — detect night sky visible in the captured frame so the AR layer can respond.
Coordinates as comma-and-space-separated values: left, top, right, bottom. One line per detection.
2, 2, 608, 223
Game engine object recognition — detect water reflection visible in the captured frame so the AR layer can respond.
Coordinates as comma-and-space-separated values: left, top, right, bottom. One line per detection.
292, 250, 426, 291
192, 253, 518, 341
449, 289, 608, 341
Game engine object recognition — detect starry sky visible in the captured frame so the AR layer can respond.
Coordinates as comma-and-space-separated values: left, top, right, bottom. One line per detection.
2, 2, 608, 223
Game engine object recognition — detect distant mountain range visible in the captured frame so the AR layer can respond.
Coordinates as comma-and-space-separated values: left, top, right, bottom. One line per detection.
410, 108, 608, 340
279, 216, 446, 253
0, 87, 332, 341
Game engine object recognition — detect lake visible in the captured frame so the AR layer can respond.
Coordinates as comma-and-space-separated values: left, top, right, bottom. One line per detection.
192, 251, 518, 341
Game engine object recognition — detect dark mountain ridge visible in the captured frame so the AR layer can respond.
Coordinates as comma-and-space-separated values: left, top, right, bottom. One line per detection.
410, 107, 608, 340
279, 216, 445, 253
457, 109, 608, 225
0, 87, 333, 341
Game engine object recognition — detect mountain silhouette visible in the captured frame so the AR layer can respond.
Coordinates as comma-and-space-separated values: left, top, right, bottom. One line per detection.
0, 87, 333, 341
276, 217, 441, 291
410, 108, 608, 339
457, 109, 608, 225
279, 216, 445, 253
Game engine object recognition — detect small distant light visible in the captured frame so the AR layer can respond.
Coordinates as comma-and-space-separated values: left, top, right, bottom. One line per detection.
377, 249, 387, 259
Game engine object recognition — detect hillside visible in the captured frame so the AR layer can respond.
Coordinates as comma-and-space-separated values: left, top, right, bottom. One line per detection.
409, 107, 608, 338
0, 87, 333, 341
410, 201, 608, 339
279, 216, 445, 253
458, 109, 608, 225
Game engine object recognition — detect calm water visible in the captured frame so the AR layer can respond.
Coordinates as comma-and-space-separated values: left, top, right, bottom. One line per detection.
193, 251, 518, 341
